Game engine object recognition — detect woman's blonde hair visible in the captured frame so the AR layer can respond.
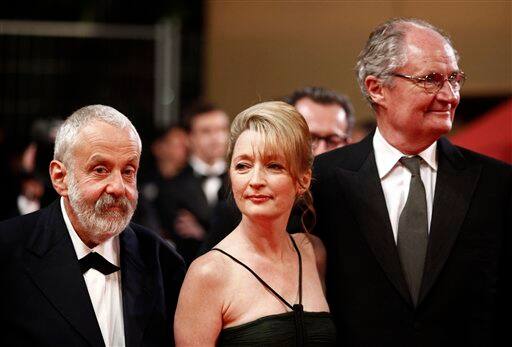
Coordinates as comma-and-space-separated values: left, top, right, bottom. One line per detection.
227, 101, 315, 232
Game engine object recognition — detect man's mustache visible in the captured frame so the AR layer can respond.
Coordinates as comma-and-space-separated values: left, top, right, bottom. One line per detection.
95, 194, 132, 214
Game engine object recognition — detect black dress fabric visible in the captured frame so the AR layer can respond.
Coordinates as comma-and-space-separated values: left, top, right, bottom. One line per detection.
212, 235, 336, 346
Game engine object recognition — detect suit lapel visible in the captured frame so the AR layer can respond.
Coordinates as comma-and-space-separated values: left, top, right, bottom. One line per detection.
418, 138, 481, 304
192, 175, 210, 212
24, 201, 105, 346
120, 226, 156, 347
335, 136, 412, 305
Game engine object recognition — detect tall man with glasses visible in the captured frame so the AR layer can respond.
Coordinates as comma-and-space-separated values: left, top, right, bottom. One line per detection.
312, 18, 510, 346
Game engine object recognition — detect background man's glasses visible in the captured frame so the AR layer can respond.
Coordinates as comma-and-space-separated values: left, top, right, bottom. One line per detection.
311, 134, 349, 150
392, 71, 466, 94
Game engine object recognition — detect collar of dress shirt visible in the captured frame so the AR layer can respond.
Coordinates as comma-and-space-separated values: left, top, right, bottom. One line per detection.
373, 127, 438, 179
17, 194, 40, 215
189, 155, 226, 177
60, 197, 120, 267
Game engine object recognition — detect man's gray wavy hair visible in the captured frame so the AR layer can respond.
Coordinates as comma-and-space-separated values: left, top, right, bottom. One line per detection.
53, 105, 141, 166
355, 18, 459, 109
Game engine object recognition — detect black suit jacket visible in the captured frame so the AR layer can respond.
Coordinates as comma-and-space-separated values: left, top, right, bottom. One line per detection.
156, 164, 228, 264
0, 200, 185, 346
312, 134, 511, 346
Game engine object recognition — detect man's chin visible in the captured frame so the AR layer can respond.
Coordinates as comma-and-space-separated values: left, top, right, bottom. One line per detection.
427, 118, 452, 137
436, 123, 452, 136
92, 229, 123, 244
84, 215, 132, 243
100, 211, 128, 220
90, 223, 126, 244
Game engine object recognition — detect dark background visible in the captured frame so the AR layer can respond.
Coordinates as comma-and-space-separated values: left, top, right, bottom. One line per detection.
0, 0, 204, 149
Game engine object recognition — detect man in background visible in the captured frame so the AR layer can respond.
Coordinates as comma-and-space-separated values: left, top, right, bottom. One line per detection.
286, 86, 355, 156
136, 125, 189, 235
157, 102, 230, 264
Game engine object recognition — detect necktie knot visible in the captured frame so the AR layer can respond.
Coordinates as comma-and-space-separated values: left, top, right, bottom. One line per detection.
400, 156, 421, 176
79, 252, 120, 275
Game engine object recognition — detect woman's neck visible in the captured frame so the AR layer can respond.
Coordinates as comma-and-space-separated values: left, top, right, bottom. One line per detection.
235, 214, 293, 259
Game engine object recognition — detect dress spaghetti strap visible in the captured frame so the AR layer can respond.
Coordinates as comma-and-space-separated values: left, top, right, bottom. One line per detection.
214, 235, 332, 346
211, 234, 303, 310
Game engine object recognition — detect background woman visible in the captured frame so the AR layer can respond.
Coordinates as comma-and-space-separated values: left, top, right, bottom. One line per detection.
174, 101, 336, 346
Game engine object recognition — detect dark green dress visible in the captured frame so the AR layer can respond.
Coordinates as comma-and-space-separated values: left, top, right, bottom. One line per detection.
212, 236, 336, 346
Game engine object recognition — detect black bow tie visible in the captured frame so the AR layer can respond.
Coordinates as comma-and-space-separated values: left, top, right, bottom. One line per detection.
79, 252, 120, 275
197, 173, 224, 185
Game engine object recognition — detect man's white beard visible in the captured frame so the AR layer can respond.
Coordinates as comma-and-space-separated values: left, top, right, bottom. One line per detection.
67, 174, 137, 245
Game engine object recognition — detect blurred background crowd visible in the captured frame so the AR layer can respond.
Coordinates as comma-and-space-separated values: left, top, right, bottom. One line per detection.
0, 1, 510, 264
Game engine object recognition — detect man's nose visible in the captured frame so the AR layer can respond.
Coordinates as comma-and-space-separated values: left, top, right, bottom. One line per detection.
214, 130, 228, 144
105, 171, 126, 196
436, 80, 459, 103
314, 140, 329, 156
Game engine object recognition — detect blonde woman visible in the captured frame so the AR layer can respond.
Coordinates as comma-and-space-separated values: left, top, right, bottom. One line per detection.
174, 101, 335, 346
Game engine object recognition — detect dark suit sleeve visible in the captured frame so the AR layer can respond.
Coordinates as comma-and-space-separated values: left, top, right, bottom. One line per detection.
124, 223, 186, 347
311, 153, 339, 244
497, 183, 512, 341
311, 152, 345, 331
160, 241, 186, 347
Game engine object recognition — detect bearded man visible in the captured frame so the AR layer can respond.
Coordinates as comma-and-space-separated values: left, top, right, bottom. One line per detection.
0, 105, 185, 347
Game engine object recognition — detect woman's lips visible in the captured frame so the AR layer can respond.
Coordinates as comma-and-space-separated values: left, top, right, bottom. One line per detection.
246, 195, 271, 203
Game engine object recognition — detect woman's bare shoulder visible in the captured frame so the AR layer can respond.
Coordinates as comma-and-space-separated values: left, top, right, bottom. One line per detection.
175, 251, 228, 345
186, 250, 233, 288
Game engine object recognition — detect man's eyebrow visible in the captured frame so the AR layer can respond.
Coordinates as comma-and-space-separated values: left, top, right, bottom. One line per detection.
87, 154, 139, 165
88, 154, 108, 164
125, 156, 139, 164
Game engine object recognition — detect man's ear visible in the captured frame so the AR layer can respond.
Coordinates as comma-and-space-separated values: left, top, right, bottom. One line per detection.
49, 160, 69, 196
365, 75, 387, 107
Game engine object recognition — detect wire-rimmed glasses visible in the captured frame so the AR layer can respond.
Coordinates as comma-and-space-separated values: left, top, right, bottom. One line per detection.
392, 71, 466, 94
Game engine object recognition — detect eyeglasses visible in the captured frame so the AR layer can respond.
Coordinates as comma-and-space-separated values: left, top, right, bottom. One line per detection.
392, 71, 466, 94
311, 134, 349, 150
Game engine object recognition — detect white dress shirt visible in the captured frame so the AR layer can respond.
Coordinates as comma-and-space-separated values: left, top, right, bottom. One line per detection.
17, 195, 40, 215
61, 198, 125, 347
189, 155, 226, 206
373, 128, 438, 243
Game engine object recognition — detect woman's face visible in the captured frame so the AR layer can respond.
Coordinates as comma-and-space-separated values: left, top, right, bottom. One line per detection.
230, 129, 307, 223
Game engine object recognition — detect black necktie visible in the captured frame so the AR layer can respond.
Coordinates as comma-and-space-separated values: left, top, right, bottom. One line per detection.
79, 252, 120, 275
397, 156, 428, 306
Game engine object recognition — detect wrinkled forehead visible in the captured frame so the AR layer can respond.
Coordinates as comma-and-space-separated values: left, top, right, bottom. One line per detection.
404, 25, 458, 63
85, 120, 139, 142
72, 121, 141, 156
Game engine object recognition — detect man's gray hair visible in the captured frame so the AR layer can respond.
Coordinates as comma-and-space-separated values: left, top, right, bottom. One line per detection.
54, 105, 142, 165
355, 18, 459, 108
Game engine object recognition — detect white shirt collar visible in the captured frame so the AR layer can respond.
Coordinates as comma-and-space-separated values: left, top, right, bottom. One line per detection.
189, 155, 226, 176
60, 197, 120, 266
373, 127, 438, 179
